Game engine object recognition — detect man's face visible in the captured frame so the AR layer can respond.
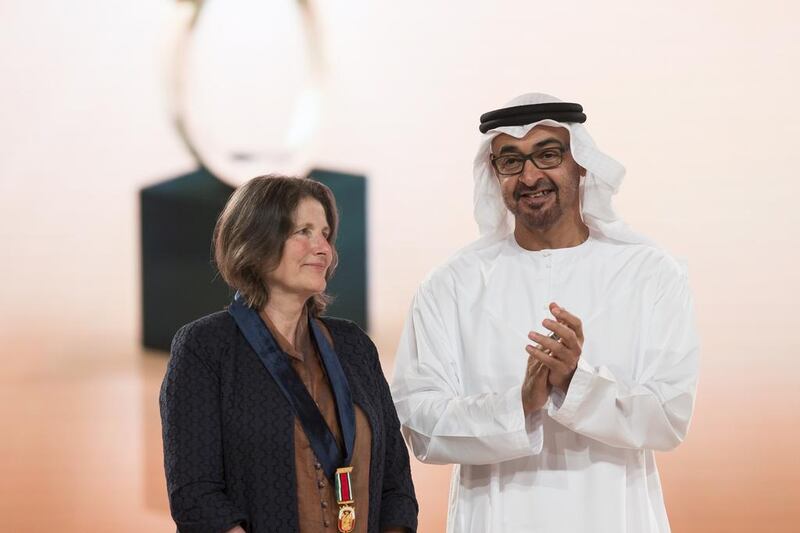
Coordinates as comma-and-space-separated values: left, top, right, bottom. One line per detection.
490, 125, 584, 232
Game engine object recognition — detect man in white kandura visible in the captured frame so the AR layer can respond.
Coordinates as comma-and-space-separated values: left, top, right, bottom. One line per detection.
391, 93, 699, 532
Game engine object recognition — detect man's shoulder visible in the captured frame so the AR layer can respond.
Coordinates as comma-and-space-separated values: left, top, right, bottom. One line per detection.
595, 240, 688, 282
421, 238, 507, 288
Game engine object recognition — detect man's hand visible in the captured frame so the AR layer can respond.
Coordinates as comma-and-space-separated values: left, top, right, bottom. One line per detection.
521, 353, 551, 416
526, 303, 584, 394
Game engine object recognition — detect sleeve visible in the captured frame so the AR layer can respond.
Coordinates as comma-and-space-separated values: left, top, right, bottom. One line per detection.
160, 324, 249, 533
391, 277, 544, 466
548, 265, 700, 451
364, 335, 419, 533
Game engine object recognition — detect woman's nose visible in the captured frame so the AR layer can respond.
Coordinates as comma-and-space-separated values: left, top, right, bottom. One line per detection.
313, 236, 332, 255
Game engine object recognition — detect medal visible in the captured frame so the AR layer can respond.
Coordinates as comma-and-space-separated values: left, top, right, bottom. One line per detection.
335, 466, 355, 532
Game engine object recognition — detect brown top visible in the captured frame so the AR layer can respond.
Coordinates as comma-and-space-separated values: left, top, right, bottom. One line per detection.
262, 310, 372, 533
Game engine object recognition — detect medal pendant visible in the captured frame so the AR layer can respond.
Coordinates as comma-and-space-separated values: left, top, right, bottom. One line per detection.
335, 466, 355, 532
337, 504, 356, 532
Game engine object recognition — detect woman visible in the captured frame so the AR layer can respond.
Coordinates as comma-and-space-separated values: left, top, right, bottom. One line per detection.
160, 175, 418, 533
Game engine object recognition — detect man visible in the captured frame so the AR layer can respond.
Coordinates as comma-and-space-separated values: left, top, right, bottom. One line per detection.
391, 93, 699, 532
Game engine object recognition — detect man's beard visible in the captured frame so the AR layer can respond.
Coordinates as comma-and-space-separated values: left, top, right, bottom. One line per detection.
506, 177, 570, 231
516, 200, 563, 231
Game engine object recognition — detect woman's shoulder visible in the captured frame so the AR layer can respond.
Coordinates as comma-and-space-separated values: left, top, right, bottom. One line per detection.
318, 315, 365, 338
318, 316, 377, 360
172, 309, 238, 353
318, 317, 388, 395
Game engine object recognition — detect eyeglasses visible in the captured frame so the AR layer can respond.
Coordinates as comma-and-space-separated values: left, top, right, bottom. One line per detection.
490, 144, 567, 175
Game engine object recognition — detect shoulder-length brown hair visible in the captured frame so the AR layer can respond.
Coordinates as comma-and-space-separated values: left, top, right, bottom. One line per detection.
213, 175, 339, 315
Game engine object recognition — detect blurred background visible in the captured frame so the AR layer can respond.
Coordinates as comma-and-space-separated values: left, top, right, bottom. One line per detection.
1, 0, 799, 531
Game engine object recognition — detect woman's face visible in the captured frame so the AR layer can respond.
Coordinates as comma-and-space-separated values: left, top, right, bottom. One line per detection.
264, 197, 333, 301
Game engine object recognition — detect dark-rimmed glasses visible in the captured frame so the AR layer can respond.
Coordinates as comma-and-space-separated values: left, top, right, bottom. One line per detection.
490, 144, 567, 175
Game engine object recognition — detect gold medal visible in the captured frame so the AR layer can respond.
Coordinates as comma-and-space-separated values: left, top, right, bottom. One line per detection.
337, 504, 356, 532
335, 467, 355, 532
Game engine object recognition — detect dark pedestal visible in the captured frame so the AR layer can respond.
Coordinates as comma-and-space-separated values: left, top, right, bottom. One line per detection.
140, 168, 368, 352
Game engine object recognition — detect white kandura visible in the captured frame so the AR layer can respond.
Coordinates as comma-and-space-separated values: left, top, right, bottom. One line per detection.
392, 93, 700, 533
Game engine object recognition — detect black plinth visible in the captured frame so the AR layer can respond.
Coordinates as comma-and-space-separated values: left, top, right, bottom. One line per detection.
307, 168, 369, 331
140, 168, 368, 351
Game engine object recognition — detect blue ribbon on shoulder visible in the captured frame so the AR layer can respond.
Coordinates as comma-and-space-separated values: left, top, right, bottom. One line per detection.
228, 292, 356, 479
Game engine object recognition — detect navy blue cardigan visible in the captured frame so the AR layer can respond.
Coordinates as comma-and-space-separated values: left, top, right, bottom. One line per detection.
160, 311, 418, 533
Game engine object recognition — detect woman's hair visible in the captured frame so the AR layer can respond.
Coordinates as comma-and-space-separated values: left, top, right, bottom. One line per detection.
213, 175, 339, 315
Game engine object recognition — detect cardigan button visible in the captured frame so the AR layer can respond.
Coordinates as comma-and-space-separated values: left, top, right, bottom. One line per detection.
324, 519, 330, 527
321, 500, 328, 508
314, 462, 322, 470
318, 479, 326, 488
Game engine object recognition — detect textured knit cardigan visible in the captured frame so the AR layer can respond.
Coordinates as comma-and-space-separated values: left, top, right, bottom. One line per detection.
160, 311, 418, 533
